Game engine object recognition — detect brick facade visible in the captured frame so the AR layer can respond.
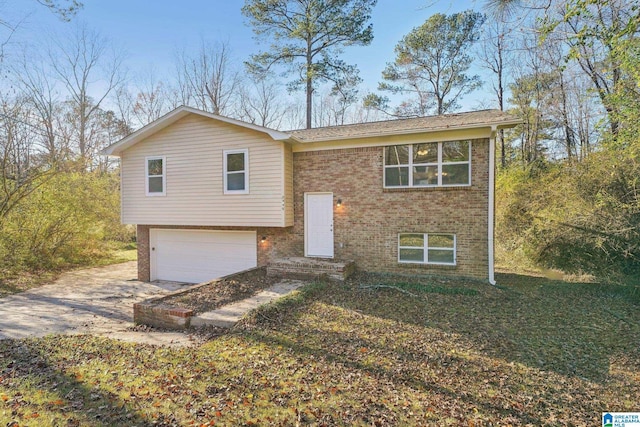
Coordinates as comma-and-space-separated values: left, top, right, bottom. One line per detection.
136, 138, 490, 281
289, 139, 490, 279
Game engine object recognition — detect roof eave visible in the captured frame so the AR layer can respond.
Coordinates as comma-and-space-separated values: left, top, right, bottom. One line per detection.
102, 106, 291, 156
289, 118, 522, 144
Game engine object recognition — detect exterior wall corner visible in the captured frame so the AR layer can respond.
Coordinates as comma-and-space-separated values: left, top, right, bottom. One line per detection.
137, 225, 150, 282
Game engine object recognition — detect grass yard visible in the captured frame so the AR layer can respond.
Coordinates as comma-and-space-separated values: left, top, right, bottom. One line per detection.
1, 272, 639, 426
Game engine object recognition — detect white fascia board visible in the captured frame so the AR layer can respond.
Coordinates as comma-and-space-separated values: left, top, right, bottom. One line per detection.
289, 119, 522, 145
102, 106, 291, 156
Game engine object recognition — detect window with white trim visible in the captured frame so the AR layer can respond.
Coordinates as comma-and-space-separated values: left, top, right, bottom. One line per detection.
384, 141, 471, 187
223, 149, 249, 194
146, 156, 166, 196
398, 233, 456, 265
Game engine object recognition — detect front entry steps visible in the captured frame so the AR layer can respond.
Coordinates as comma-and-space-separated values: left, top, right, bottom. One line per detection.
267, 257, 356, 281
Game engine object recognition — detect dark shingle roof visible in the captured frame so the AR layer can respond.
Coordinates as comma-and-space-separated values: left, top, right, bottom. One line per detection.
289, 109, 520, 143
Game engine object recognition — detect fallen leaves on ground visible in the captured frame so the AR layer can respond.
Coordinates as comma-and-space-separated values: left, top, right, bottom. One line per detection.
0, 271, 638, 426
163, 267, 280, 314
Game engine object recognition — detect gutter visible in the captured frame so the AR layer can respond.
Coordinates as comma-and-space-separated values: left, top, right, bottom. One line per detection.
289, 118, 523, 144
488, 125, 497, 285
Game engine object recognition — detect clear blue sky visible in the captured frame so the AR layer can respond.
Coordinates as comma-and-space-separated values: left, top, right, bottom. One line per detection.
3, 0, 493, 110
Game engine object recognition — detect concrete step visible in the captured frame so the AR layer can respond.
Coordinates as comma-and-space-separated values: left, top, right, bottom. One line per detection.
267, 257, 355, 281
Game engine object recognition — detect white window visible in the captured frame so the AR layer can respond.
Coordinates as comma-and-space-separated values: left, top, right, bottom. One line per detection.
398, 233, 456, 265
384, 141, 471, 188
223, 149, 249, 194
146, 156, 166, 196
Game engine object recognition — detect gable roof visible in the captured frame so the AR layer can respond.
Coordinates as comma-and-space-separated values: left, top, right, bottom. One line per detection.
103, 106, 291, 156
103, 106, 521, 156
289, 109, 521, 143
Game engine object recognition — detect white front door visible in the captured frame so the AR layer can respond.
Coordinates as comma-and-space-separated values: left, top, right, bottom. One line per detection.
305, 193, 334, 258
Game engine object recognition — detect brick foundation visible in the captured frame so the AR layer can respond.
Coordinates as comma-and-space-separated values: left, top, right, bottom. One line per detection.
133, 302, 193, 329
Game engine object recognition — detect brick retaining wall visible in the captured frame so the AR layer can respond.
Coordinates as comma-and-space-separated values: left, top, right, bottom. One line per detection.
133, 302, 193, 330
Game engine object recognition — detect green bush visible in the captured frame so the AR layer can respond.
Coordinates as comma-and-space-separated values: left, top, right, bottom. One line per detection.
496, 152, 640, 284
0, 171, 133, 272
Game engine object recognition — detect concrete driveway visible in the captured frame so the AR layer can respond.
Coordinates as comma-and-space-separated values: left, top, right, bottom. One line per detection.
0, 262, 197, 346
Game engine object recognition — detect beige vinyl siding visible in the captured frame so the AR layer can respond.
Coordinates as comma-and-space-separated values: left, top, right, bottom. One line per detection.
121, 115, 291, 227
283, 144, 294, 226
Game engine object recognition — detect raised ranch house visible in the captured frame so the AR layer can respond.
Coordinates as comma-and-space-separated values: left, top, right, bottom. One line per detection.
103, 106, 519, 284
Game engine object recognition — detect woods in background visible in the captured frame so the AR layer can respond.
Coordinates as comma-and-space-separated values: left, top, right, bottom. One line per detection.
1, 0, 639, 281
493, 0, 640, 282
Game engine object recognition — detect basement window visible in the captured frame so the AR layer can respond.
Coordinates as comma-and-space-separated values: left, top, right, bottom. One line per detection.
398, 233, 456, 265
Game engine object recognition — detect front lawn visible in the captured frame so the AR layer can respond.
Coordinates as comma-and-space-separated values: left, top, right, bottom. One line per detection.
1, 272, 638, 426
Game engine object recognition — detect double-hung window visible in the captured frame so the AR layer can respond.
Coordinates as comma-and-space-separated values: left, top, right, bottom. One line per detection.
384, 141, 471, 188
223, 149, 249, 194
146, 156, 166, 196
398, 233, 456, 265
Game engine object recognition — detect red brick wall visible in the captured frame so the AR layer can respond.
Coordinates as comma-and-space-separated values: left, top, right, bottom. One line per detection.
137, 225, 150, 281
136, 139, 490, 281
289, 139, 490, 280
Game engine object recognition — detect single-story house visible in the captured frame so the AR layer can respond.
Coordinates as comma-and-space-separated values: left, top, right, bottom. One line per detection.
103, 106, 520, 284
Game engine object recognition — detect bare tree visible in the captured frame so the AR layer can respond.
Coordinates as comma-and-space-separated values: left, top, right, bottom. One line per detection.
1, 1, 83, 65
115, 69, 171, 130
557, 0, 634, 138
311, 67, 360, 127
313, 85, 360, 127
132, 80, 170, 125
538, 29, 604, 161
0, 94, 56, 225
478, 20, 514, 167
11, 52, 70, 163
237, 76, 291, 129
175, 40, 240, 116
47, 23, 126, 167
507, 31, 558, 165
488, 0, 637, 140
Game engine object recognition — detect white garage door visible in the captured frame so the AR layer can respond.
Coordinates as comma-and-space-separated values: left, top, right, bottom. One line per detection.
150, 229, 257, 283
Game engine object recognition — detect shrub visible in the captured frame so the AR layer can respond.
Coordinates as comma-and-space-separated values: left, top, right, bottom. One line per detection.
0, 171, 133, 272
496, 152, 640, 284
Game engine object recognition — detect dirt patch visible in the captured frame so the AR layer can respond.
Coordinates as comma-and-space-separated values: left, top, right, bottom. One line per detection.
162, 267, 281, 314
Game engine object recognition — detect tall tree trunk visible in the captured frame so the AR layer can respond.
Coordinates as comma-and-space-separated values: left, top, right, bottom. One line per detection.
306, 43, 313, 129
499, 129, 505, 168
306, 76, 312, 129
497, 35, 506, 168
558, 73, 573, 160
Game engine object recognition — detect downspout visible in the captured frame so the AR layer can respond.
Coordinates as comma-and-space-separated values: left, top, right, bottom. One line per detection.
488, 125, 498, 285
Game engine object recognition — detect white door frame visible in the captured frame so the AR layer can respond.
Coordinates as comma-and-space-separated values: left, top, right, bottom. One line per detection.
304, 192, 334, 258
149, 228, 257, 282
150, 228, 159, 281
